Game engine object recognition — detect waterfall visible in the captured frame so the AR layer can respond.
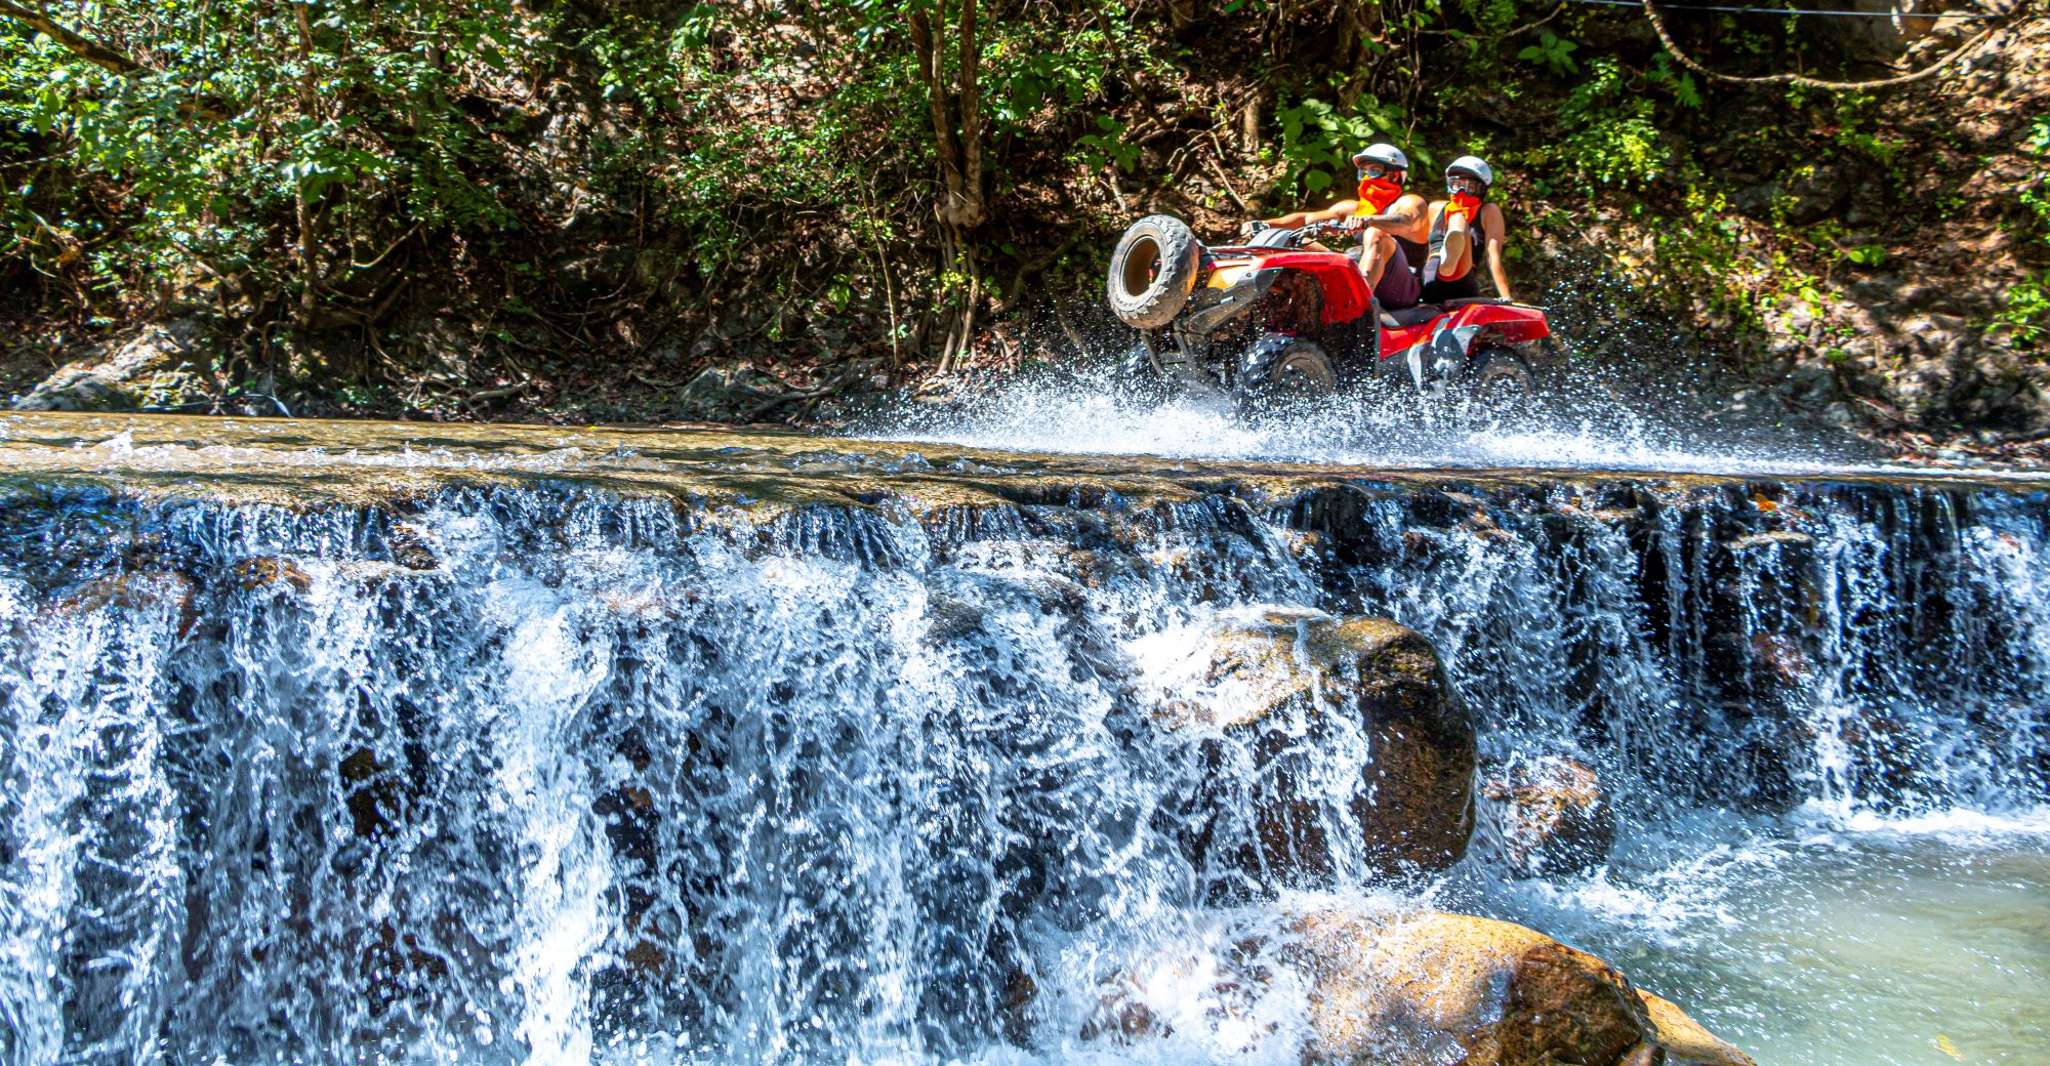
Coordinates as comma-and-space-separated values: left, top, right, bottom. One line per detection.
1, 463, 2045, 1064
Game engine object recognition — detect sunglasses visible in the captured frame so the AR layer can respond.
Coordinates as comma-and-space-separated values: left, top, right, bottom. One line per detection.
1357, 164, 1403, 180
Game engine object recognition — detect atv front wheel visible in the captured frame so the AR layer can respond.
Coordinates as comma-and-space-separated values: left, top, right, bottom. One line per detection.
1113, 338, 1175, 407
1466, 346, 1536, 407
1236, 334, 1337, 413
1107, 215, 1200, 329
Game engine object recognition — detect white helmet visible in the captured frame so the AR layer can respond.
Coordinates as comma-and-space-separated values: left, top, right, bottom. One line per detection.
1446, 154, 1495, 188
1351, 143, 1410, 172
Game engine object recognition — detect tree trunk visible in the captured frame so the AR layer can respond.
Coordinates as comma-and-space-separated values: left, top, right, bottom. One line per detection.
292, 2, 323, 329
908, 0, 986, 374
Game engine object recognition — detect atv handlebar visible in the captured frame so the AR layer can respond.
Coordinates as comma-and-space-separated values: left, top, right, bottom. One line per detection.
1239, 218, 1355, 247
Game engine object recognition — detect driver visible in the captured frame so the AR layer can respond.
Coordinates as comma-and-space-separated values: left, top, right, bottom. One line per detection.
1245, 141, 1421, 311
1422, 155, 1515, 304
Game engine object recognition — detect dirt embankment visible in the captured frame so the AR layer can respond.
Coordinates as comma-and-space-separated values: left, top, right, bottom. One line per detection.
3, 4, 2044, 460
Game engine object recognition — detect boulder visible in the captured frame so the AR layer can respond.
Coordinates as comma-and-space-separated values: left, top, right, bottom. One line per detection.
1160, 611, 1475, 881
1295, 910, 1754, 1066
1089, 908, 1753, 1066
1639, 991, 1757, 1066
1483, 756, 1615, 878
13, 319, 212, 412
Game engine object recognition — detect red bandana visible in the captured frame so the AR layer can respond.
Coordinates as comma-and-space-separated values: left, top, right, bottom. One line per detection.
1356, 177, 1403, 214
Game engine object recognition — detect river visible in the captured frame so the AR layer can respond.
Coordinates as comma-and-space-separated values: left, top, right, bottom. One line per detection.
0, 410, 2043, 1065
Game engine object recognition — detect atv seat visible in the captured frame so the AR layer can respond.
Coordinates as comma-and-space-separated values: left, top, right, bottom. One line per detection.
1378, 303, 1443, 328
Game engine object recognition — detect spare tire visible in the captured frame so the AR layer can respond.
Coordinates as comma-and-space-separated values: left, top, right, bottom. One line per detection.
1107, 215, 1200, 329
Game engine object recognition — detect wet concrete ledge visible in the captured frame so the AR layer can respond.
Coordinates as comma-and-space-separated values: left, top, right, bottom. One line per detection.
0, 411, 2044, 517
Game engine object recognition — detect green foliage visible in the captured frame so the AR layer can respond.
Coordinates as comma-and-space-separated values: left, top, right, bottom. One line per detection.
2, 0, 534, 300
1537, 58, 1670, 189
1999, 274, 2050, 344
2027, 115, 2050, 157
1072, 116, 1140, 173
1275, 94, 1410, 198
1517, 32, 1580, 77
1646, 53, 1701, 109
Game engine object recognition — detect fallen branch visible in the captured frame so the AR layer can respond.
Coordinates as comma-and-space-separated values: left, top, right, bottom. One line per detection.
1100, 167, 1130, 214
464, 383, 527, 408
0, 0, 141, 76
1642, 0, 2006, 90
0, 0, 225, 118
1204, 130, 1250, 214
1052, 301, 1090, 358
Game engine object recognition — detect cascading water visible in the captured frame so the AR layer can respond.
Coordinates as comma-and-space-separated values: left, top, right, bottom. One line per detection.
0, 413, 2045, 1065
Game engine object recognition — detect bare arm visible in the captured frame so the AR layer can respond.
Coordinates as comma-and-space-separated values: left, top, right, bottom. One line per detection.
1484, 205, 1513, 301
1354, 193, 1426, 233
1263, 200, 1358, 229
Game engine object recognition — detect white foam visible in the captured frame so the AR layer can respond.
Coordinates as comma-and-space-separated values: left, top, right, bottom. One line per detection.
859, 377, 2043, 480
1800, 801, 2050, 841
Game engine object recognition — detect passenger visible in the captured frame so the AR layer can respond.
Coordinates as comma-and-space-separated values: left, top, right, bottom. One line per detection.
1421, 155, 1515, 304
1246, 141, 1420, 311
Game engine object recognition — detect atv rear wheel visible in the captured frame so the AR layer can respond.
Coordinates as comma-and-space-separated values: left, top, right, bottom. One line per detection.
1466, 346, 1536, 407
1236, 334, 1337, 413
1107, 215, 1200, 329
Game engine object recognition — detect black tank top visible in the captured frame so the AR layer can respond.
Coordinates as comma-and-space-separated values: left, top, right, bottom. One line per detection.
1394, 234, 1429, 270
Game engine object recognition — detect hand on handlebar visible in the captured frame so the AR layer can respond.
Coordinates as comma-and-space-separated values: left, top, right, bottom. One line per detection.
1238, 219, 1269, 239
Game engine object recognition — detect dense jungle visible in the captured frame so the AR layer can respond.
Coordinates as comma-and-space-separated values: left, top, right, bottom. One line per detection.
1, 0, 2046, 453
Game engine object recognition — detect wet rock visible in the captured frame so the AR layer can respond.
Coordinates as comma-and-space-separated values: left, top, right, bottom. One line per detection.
1724, 529, 1813, 552
1088, 908, 1753, 1066
1640, 990, 1756, 1066
1164, 611, 1475, 881
54, 571, 199, 637
678, 366, 734, 416
1837, 708, 1925, 805
1748, 633, 1811, 685
233, 556, 313, 592
1784, 358, 1838, 405
340, 746, 404, 840
14, 319, 213, 412
1293, 909, 1753, 1066
385, 522, 442, 570
1483, 756, 1615, 878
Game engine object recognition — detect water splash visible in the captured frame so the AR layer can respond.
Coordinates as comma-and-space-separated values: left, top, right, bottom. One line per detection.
855, 367, 2022, 480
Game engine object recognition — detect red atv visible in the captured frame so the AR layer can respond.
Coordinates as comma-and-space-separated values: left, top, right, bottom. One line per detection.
1104, 214, 1553, 410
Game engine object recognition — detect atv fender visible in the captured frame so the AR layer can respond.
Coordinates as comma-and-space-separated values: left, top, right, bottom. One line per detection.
1181, 267, 1284, 334
1235, 251, 1372, 325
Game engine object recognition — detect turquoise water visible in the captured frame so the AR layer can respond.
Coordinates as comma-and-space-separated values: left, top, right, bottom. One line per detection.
1482, 813, 2050, 1065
